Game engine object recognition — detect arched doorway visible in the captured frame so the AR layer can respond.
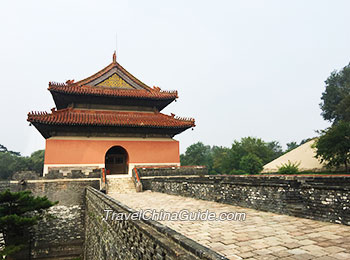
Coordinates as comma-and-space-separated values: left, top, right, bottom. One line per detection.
105, 146, 128, 174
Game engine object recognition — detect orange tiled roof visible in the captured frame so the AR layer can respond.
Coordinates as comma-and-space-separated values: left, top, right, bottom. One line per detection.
48, 55, 178, 100
27, 109, 195, 129
72, 55, 152, 90
48, 83, 178, 100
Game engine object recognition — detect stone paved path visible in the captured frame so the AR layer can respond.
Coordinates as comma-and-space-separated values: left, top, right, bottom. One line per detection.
109, 191, 350, 260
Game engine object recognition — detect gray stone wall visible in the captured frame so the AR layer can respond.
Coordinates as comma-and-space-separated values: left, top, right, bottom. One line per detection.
135, 166, 207, 177
0, 180, 10, 190
0, 178, 100, 259
84, 187, 227, 260
141, 175, 350, 225
11, 171, 39, 180
46, 168, 102, 179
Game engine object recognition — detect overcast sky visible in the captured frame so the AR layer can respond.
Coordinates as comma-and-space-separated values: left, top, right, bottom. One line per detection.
1, 0, 350, 156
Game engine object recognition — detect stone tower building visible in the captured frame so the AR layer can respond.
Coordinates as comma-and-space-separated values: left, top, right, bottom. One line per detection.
27, 53, 195, 176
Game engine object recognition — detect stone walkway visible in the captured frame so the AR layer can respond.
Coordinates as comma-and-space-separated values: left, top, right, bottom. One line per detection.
109, 191, 350, 260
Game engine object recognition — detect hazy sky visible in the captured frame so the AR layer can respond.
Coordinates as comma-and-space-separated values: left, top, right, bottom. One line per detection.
1, 0, 350, 156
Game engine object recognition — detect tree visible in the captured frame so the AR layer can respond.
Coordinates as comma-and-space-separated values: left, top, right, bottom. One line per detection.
286, 141, 299, 152
320, 63, 350, 124
299, 138, 312, 146
180, 142, 213, 171
232, 137, 282, 165
314, 121, 350, 172
239, 153, 263, 174
0, 144, 7, 153
28, 150, 45, 174
0, 152, 29, 180
0, 190, 57, 258
211, 146, 233, 174
266, 141, 283, 160
0, 144, 21, 157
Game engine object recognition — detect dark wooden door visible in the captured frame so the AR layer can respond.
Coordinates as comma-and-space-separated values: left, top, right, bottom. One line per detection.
106, 154, 127, 174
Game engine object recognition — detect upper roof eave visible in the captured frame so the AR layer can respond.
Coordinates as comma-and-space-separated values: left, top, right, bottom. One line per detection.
48, 84, 178, 100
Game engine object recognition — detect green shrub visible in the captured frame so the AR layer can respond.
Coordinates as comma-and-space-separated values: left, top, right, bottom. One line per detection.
277, 160, 300, 174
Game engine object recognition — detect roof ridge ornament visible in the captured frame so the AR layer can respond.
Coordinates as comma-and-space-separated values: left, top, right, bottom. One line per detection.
153, 86, 161, 92
49, 81, 67, 87
113, 51, 116, 63
66, 80, 75, 85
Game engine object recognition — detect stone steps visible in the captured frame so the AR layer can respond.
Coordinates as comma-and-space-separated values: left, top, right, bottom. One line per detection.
107, 177, 136, 194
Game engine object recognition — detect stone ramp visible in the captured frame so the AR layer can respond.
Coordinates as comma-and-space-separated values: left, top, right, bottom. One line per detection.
107, 177, 136, 194
109, 191, 350, 260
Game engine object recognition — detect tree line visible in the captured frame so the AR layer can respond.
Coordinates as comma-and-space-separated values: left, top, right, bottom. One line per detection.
0, 145, 44, 179
180, 137, 309, 174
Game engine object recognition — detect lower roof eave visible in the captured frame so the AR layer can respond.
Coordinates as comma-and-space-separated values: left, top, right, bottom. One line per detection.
30, 123, 193, 139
